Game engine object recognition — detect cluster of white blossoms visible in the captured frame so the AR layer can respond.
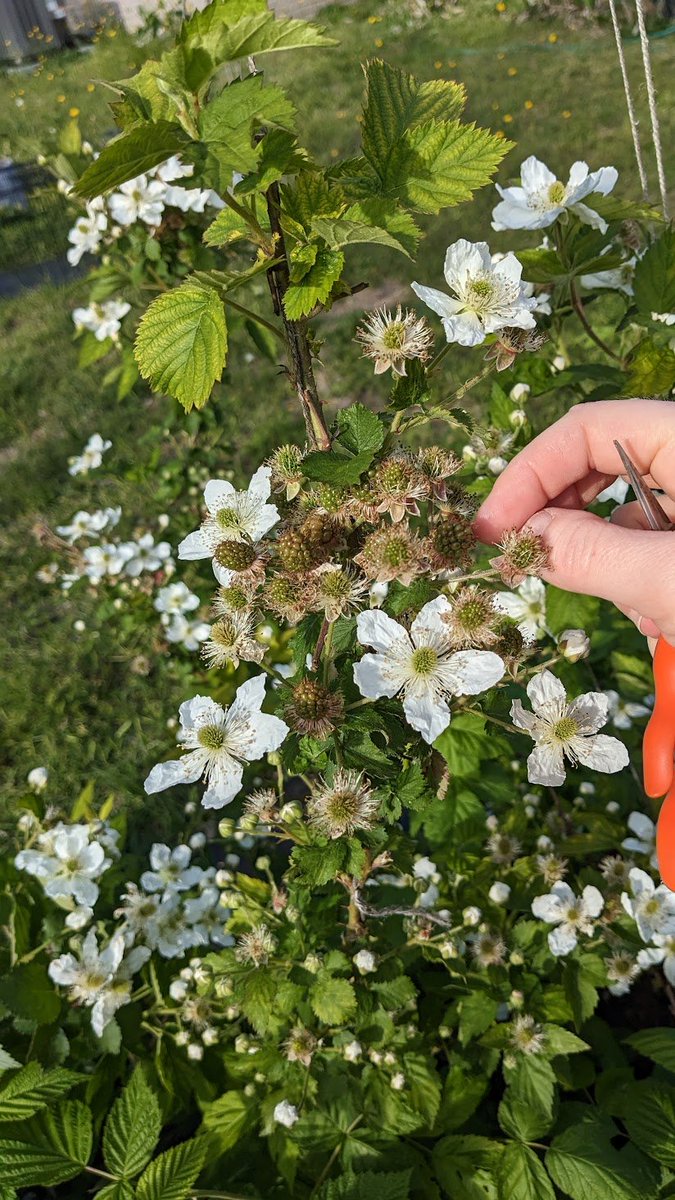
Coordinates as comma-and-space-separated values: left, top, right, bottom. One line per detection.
68, 432, 111, 476
72, 299, 131, 343
66, 155, 224, 267
15, 819, 119, 927
154, 581, 211, 651
15, 812, 232, 1037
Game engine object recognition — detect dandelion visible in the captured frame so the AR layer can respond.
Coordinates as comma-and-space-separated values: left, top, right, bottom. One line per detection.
412, 239, 537, 347
532, 881, 603, 956
511, 671, 630, 787
354, 597, 504, 744
355, 305, 434, 376
144, 677, 289, 810
235, 924, 277, 966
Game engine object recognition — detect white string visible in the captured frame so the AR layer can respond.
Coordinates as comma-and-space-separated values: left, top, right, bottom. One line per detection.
608, 0, 650, 201
634, 0, 670, 219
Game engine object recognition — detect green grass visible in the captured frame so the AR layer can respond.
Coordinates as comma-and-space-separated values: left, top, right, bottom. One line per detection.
1, 0, 673, 818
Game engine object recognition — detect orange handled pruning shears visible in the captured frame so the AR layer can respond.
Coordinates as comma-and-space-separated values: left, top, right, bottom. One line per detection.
614, 440, 675, 889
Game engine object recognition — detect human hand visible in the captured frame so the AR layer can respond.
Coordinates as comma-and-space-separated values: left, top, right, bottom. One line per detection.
473, 398, 675, 644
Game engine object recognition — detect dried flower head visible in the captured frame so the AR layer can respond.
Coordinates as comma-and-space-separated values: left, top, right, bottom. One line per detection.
606, 952, 640, 994
491, 527, 550, 587
283, 1026, 318, 1067
599, 855, 633, 889
284, 679, 345, 740
443, 586, 498, 649
415, 446, 462, 501
372, 455, 427, 523
202, 611, 264, 670
355, 525, 428, 586
493, 618, 526, 665
267, 444, 305, 500
307, 769, 379, 839
305, 483, 351, 519
235, 924, 276, 966
509, 1014, 545, 1055
355, 305, 434, 377
213, 580, 259, 616
276, 514, 342, 572
243, 789, 279, 824
484, 326, 547, 372
486, 830, 521, 865
471, 930, 507, 967
536, 853, 568, 885
428, 514, 477, 571
265, 573, 315, 624
311, 564, 369, 623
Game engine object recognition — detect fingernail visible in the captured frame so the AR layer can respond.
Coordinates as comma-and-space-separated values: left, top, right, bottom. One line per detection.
523, 509, 553, 536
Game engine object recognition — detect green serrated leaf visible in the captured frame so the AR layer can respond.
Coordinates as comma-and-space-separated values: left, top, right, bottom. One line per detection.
544, 585, 599, 637
203, 206, 256, 247
498, 1143, 554, 1200
634, 227, 675, 316
0, 964, 60, 1026
362, 59, 466, 172
433, 1134, 500, 1200
283, 247, 345, 319
74, 121, 187, 198
199, 74, 296, 180
311, 216, 411, 256
626, 336, 675, 396
624, 1082, 675, 1167
237, 968, 281, 1035
136, 1137, 208, 1200
317, 1168, 412, 1199
337, 404, 385, 455
135, 281, 227, 410
546, 1113, 659, 1200
626, 1027, 675, 1071
290, 843, 346, 886
0, 1049, 20, 1073
201, 1090, 257, 1154
103, 1069, 161, 1179
302, 447, 373, 486
0, 1100, 92, 1188
0, 1064, 83, 1123
310, 974, 357, 1024
400, 120, 513, 214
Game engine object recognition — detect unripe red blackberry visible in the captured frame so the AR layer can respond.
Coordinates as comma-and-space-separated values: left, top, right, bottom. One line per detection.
276, 528, 315, 572
284, 679, 344, 739
214, 541, 257, 570
432, 515, 476, 568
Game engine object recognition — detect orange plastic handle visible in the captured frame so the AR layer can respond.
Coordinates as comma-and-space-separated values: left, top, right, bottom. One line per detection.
643, 637, 675, 888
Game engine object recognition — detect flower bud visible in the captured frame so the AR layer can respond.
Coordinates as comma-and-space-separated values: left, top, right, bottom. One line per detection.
218, 818, 236, 837
558, 628, 590, 662
489, 882, 511, 904
462, 906, 481, 927
509, 383, 530, 403
509, 408, 527, 429
488, 456, 508, 476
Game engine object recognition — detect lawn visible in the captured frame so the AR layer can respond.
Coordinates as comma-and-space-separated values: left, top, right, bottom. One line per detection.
1, 0, 673, 816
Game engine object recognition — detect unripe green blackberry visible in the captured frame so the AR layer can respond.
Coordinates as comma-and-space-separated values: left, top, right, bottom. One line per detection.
276, 528, 315, 572
215, 541, 257, 571
284, 679, 344, 739
302, 512, 340, 558
432, 515, 476, 568
313, 483, 346, 514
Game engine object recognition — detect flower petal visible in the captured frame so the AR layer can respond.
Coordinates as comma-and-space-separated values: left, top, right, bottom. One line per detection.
527, 670, 566, 711
178, 529, 211, 560
567, 691, 609, 734
571, 733, 629, 775
581, 885, 604, 919
446, 650, 505, 696
353, 653, 403, 700
527, 742, 566, 786
410, 282, 458, 320
144, 753, 205, 794
410, 594, 453, 643
403, 690, 451, 745
202, 756, 244, 809
510, 699, 537, 732
548, 925, 578, 957
356, 609, 410, 655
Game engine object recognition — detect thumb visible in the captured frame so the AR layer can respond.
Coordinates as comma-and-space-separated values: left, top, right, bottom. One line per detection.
522, 508, 675, 644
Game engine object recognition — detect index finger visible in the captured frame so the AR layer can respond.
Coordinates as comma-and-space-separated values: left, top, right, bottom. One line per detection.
473, 397, 675, 544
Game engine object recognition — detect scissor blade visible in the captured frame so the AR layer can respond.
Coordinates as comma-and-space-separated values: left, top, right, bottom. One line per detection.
613, 439, 675, 532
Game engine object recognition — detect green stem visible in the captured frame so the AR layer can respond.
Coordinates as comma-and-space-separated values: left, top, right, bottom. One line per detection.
310, 1116, 364, 1197
439, 361, 495, 407
427, 341, 452, 373
219, 188, 270, 248
259, 660, 287, 684
322, 621, 335, 684
569, 279, 623, 363
220, 295, 285, 344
